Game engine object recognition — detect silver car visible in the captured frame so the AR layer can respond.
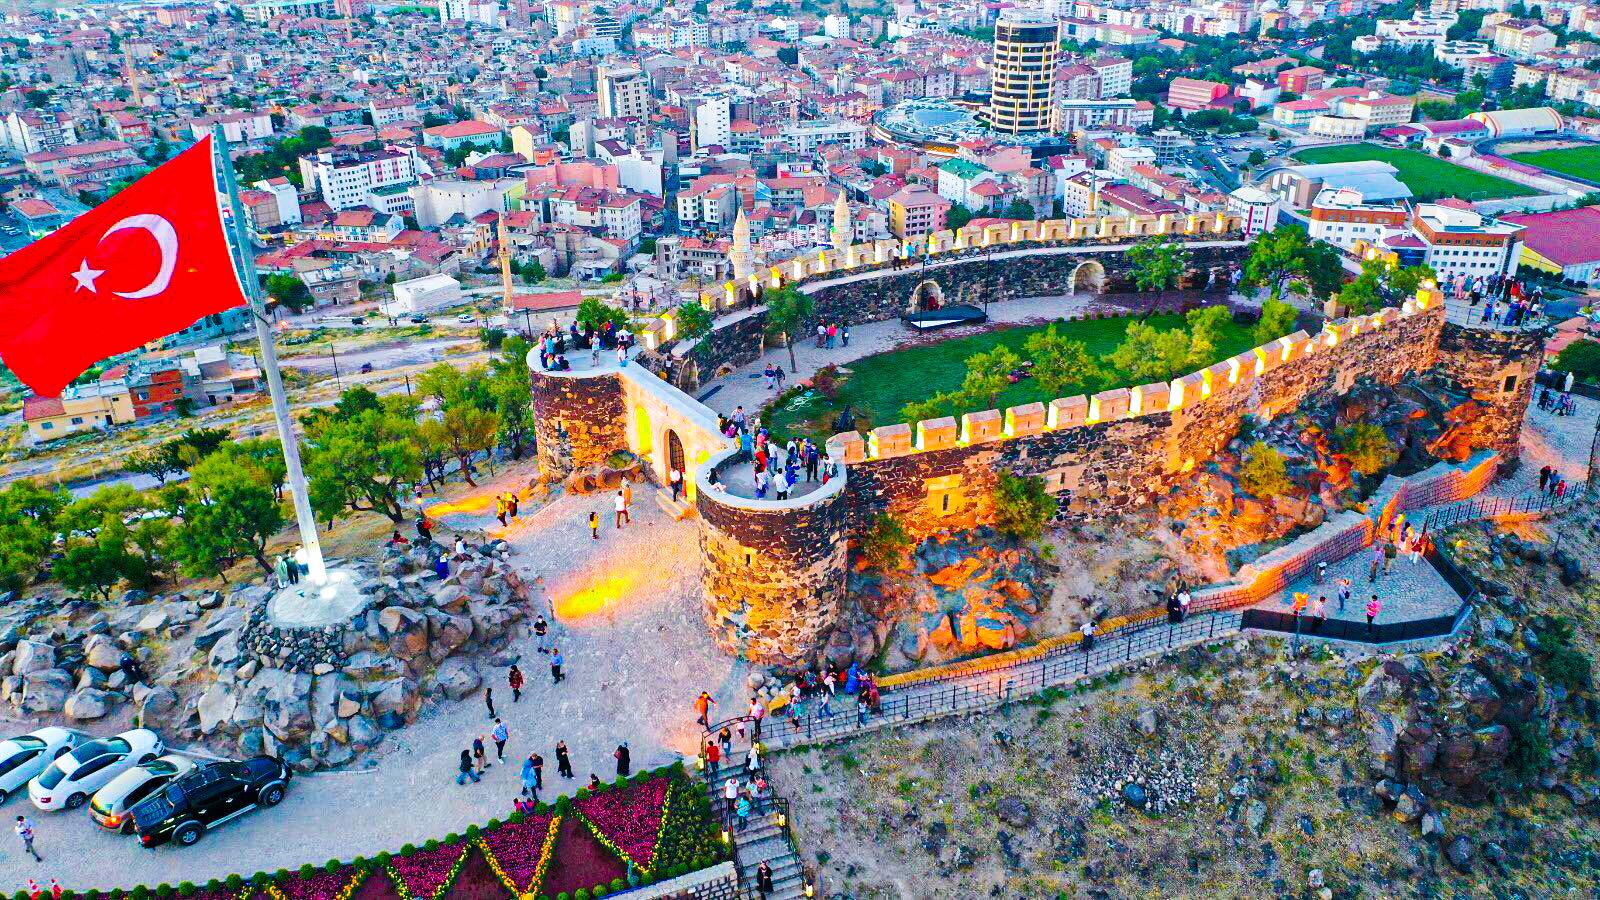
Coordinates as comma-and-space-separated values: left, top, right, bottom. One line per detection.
90, 754, 196, 833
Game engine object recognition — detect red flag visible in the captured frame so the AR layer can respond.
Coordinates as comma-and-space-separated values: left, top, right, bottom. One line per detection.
0, 135, 251, 398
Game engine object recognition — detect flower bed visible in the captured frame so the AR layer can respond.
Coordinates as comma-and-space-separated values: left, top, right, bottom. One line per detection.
54, 765, 727, 900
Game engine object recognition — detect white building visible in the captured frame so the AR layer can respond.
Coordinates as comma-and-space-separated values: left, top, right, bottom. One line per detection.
690, 95, 732, 150
386, 274, 462, 316
823, 13, 850, 38
410, 179, 511, 229
782, 119, 868, 154
298, 148, 420, 211
252, 177, 301, 227
1054, 98, 1154, 132
598, 66, 650, 120
1227, 185, 1279, 237
236, 0, 337, 23
190, 112, 274, 144
440, 0, 502, 26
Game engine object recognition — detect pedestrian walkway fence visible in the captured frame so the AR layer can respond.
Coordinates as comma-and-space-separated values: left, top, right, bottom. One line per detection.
1419, 490, 1578, 533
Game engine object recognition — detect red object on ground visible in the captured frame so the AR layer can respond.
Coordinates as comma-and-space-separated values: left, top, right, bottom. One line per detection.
0, 135, 249, 397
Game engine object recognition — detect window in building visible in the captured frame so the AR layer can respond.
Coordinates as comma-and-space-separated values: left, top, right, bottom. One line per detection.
1503, 374, 1518, 394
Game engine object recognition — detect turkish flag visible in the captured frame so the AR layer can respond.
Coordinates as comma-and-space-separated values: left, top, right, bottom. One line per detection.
0, 135, 251, 398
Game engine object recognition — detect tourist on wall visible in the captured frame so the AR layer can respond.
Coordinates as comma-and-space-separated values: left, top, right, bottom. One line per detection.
615, 742, 630, 777
1366, 595, 1382, 637
1080, 619, 1096, 652
695, 691, 716, 727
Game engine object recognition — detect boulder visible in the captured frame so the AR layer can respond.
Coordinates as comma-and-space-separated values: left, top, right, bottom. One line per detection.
20, 669, 72, 713
1133, 707, 1159, 736
208, 631, 242, 670
136, 685, 180, 720
346, 714, 382, 748
426, 610, 474, 661
1245, 800, 1269, 834
434, 659, 481, 701
1121, 783, 1148, 809
12, 640, 54, 675
995, 796, 1031, 828
379, 607, 429, 659
197, 683, 238, 734
83, 635, 122, 672
134, 609, 169, 633
64, 687, 112, 721
1445, 835, 1474, 873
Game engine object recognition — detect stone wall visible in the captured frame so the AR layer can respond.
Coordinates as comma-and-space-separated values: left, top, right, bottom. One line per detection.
695, 453, 850, 666
628, 861, 741, 900
529, 365, 628, 480
1432, 322, 1545, 465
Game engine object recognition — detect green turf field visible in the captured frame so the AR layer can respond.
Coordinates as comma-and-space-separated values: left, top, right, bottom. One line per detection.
1507, 145, 1600, 183
1292, 143, 1537, 201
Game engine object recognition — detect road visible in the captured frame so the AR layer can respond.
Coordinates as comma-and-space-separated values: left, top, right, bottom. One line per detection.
279, 338, 476, 375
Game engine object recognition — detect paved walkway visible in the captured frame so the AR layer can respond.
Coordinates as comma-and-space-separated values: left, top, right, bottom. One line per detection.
1251, 543, 1458, 626
6, 493, 748, 891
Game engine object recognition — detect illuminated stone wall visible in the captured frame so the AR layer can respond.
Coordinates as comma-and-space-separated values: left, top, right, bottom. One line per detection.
529, 365, 628, 480
1431, 322, 1545, 464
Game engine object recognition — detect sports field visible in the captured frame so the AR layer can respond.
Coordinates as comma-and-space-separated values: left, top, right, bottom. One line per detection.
1292, 144, 1537, 201
1507, 145, 1600, 183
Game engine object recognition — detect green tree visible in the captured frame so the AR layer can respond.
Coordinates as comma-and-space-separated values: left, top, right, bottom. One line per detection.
1253, 296, 1298, 345
961, 345, 1020, 408
53, 486, 166, 599
125, 442, 186, 485
490, 338, 535, 460
1335, 264, 1385, 315
763, 285, 815, 374
177, 427, 231, 465
1185, 305, 1232, 359
575, 296, 627, 333
992, 473, 1057, 541
860, 513, 912, 569
523, 260, 547, 284
1386, 264, 1436, 300
673, 301, 714, 340
945, 202, 973, 230
1241, 226, 1344, 301
1127, 237, 1191, 292
1003, 199, 1035, 221
1024, 324, 1104, 397
420, 405, 501, 487
1111, 320, 1205, 383
0, 480, 69, 595
1247, 149, 1266, 167
900, 390, 965, 425
171, 453, 284, 577
1336, 423, 1397, 476
1238, 441, 1291, 498
1552, 340, 1600, 383
304, 394, 425, 523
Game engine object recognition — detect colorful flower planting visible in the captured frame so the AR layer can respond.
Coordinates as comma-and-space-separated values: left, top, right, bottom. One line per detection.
56, 766, 727, 900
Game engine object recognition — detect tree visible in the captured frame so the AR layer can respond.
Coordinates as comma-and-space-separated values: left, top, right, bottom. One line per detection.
1238, 441, 1291, 498
945, 202, 973, 230
0, 480, 69, 595
1111, 315, 1215, 383
992, 473, 1057, 541
420, 405, 501, 487
1386, 264, 1436, 301
1003, 199, 1035, 221
1247, 149, 1267, 167
53, 486, 166, 599
124, 442, 185, 485
304, 394, 425, 523
1336, 424, 1397, 476
1335, 265, 1385, 315
523, 260, 547, 284
763, 285, 815, 374
1552, 340, 1600, 383
673, 301, 714, 340
860, 513, 912, 569
961, 346, 1020, 408
1253, 297, 1298, 345
1241, 226, 1344, 301
1024, 325, 1104, 397
490, 338, 535, 460
575, 296, 627, 333
1127, 237, 1190, 293
171, 452, 284, 577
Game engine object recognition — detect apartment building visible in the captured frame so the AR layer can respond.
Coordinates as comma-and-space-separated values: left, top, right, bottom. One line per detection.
1055, 98, 1155, 131
1306, 186, 1412, 251
3, 109, 78, 156
598, 66, 650, 120
299, 148, 419, 211
887, 185, 950, 239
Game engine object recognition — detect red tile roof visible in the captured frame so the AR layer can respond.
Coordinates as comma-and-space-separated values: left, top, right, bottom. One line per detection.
1500, 206, 1600, 267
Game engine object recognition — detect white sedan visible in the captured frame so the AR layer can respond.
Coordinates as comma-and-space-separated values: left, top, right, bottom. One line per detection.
0, 727, 91, 805
29, 729, 163, 811
89, 754, 196, 833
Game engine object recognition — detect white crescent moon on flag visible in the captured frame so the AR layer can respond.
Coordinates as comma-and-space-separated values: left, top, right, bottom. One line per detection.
102, 214, 179, 300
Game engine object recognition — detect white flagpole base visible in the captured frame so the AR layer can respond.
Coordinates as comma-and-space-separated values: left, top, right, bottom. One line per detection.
266, 564, 366, 628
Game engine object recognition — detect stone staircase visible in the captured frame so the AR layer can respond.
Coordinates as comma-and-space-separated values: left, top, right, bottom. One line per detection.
704, 752, 809, 900
655, 488, 693, 520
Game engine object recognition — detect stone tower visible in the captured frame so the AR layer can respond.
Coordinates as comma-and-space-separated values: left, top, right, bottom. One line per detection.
831, 191, 852, 255
730, 205, 753, 282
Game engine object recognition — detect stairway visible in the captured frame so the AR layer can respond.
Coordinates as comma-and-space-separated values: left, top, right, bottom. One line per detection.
704, 750, 810, 900
655, 488, 693, 520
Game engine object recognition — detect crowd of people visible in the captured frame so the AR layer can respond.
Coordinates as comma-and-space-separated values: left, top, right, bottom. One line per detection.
716, 406, 836, 500
535, 318, 635, 371
1449, 272, 1544, 328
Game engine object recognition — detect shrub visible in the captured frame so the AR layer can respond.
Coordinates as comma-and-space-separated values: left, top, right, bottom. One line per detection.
1552, 339, 1600, 383
673, 301, 714, 340
811, 364, 841, 399
325, 860, 341, 874
177, 887, 194, 899
299, 865, 316, 878
993, 472, 1057, 540
1509, 721, 1551, 783
575, 891, 591, 900
859, 513, 912, 569
610, 879, 625, 892
465, 824, 481, 838
402, 843, 418, 855
1239, 441, 1291, 498
225, 876, 243, 891
1336, 424, 1397, 476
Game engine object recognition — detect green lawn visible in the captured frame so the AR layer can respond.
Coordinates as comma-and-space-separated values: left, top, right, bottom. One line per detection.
765, 313, 1263, 443
1292, 143, 1537, 201
1507, 145, 1600, 183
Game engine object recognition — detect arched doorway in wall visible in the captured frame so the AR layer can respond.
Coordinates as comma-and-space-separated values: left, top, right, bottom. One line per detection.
665, 428, 686, 479
908, 279, 945, 315
1070, 260, 1106, 295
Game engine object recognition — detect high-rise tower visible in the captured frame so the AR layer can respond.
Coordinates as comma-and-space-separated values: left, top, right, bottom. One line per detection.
730, 206, 753, 282
831, 191, 851, 255
986, 9, 1060, 135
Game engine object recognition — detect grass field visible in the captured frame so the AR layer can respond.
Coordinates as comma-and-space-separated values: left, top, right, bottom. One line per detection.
1507, 145, 1600, 183
1292, 143, 1537, 201
765, 313, 1263, 442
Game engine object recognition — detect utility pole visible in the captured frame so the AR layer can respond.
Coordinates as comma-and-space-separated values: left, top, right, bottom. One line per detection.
330, 342, 342, 392
212, 126, 327, 585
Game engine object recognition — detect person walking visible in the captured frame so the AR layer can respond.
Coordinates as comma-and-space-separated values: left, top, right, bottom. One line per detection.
508, 491, 519, 518
274, 554, 290, 590
614, 489, 629, 528
670, 465, 684, 502
735, 793, 752, 831
589, 510, 600, 540
722, 775, 739, 817
492, 718, 509, 762
555, 741, 574, 779
1337, 578, 1352, 613
495, 495, 507, 527
1383, 539, 1397, 575
457, 749, 481, 785
1368, 541, 1384, 583
705, 740, 721, 777
484, 686, 496, 720
551, 647, 564, 684
1177, 588, 1191, 622
529, 752, 544, 790
695, 691, 716, 728
748, 696, 766, 740
841, 326, 850, 348
15, 815, 40, 862
615, 741, 630, 777
1540, 465, 1553, 493
1366, 595, 1382, 638
756, 861, 775, 898
509, 665, 524, 703
473, 734, 490, 773
282, 552, 300, 586
746, 741, 762, 774
534, 615, 549, 654
1080, 618, 1096, 653
520, 755, 540, 801
1311, 596, 1327, 633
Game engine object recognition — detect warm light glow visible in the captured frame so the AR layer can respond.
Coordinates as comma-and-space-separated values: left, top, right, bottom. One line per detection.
1200, 369, 1213, 398
1129, 387, 1142, 416
1086, 397, 1101, 424
661, 313, 676, 341
1225, 357, 1240, 385
553, 568, 647, 619
1168, 379, 1185, 411
770, 267, 782, 288
724, 283, 736, 306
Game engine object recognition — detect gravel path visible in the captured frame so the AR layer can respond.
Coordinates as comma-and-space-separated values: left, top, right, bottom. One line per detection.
1, 494, 746, 891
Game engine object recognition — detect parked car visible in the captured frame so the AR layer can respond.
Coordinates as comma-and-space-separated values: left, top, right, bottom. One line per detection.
456, 312, 475, 324
409, 314, 429, 323
132, 757, 291, 848
0, 728, 90, 805
89, 755, 196, 833
29, 729, 163, 811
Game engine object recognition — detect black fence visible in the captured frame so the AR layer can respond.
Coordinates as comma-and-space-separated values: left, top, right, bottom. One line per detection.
1419, 491, 1574, 533
709, 610, 1244, 749
1240, 605, 1467, 644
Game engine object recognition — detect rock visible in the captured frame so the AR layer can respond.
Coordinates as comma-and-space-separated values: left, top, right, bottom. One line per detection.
134, 609, 169, 632
208, 631, 242, 670
1393, 786, 1426, 823
1245, 800, 1268, 834
83, 635, 122, 671
1133, 707, 1159, 736
237, 728, 265, 757
198, 590, 225, 610
995, 796, 1031, 828
1420, 812, 1443, 839
136, 685, 180, 720
337, 692, 362, 718
433, 659, 481, 701
1445, 835, 1474, 873
197, 683, 238, 734
1121, 783, 1148, 809
63, 687, 112, 720
12, 640, 54, 675
377, 710, 406, 730
1366, 713, 1400, 767
1308, 869, 1324, 889
20, 669, 72, 713
346, 714, 382, 749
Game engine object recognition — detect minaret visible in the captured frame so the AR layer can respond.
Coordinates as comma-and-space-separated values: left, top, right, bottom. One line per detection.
730, 205, 752, 282
831, 191, 851, 255
497, 213, 514, 309
123, 43, 144, 108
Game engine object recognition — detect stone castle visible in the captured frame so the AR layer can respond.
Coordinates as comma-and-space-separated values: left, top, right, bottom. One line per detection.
527, 220, 1544, 667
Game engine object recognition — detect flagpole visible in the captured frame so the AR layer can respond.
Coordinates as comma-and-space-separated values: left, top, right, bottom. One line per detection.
211, 126, 328, 586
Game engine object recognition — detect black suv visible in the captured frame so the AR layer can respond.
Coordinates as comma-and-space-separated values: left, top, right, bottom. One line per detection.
131, 757, 291, 848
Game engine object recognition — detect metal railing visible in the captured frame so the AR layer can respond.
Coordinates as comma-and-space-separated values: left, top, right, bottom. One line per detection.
1240, 605, 1468, 644
1419, 490, 1576, 533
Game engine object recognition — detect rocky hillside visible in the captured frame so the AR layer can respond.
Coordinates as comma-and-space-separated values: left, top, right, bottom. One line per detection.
769, 508, 1598, 899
